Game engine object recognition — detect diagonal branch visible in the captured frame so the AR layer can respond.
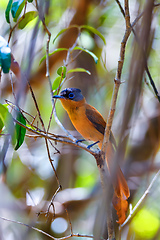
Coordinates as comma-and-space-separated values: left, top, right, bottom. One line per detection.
0, 216, 96, 240
99, 1, 132, 239
101, 0, 132, 155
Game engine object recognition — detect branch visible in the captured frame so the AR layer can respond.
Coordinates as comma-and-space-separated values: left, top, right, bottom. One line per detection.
99, 1, 132, 238
51, 34, 80, 141
11, 52, 62, 192
102, 0, 132, 154
0, 216, 95, 240
11, 117, 100, 157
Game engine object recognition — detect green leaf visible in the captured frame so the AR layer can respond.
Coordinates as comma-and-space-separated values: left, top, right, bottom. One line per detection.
53, 25, 79, 44
5, 0, 13, 23
11, 0, 25, 22
0, 46, 11, 73
14, 111, 26, 150
0, 104, 9, 124
0, 117, 4, 131
67, 67, 91, 75
39, 48, 68, 65
18, 11, 38, 29
0, 36, 11, 73
80, 25, 106, 45
52, 76, 61, 91
53, 29, 68, 44
73, 46, 98, 64
57, 66, 66, 78
27, 0, 33, 2
0, 103, 15, 140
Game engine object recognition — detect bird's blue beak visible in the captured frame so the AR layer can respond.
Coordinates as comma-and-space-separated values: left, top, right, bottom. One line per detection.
53, 95, 64, 99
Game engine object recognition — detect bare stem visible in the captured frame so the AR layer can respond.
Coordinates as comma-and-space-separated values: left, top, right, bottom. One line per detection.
102, 0, 132, 154
0, 216, 96, 240
11, 117, 100, 157
100, 1, 132, 238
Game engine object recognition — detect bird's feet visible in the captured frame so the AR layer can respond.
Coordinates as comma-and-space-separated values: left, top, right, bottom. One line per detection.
76, 139, 86, 144
87, 141, 99, 149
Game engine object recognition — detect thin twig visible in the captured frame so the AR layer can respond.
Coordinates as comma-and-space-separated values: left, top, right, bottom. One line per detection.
25, 23, 71, 221
27, 79, 61, 193
43, 24, 79, 139
51, 34, 80, 141
121, 169, 160, 227
9, 72, 16, 100
0, 216, 95, 239
36, 2, 69, 140
46, 185, 62, 221
5, 100, 36, 120
13, 117, 99, 157
48, 139, 61, 154
65, 208, 73, 235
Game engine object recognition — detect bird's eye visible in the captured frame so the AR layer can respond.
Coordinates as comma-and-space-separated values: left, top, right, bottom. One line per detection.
68, 92, 75, 99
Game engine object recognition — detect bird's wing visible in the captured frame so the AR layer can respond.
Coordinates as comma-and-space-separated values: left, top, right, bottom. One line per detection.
85, 104, 116, 148
85, 103, 106, 135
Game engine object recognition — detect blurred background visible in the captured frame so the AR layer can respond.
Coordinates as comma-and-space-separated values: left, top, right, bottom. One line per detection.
0, 0, 160, 239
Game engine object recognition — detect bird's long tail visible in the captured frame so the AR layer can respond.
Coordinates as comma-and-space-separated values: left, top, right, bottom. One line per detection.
99, 141, 130, 224
99, 141, 130, 199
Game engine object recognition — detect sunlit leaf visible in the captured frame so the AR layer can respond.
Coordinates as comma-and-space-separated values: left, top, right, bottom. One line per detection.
0, 36, 11, 73
0, 46, 11, 73
5, 0, 13, 23
52, 76, 61, 91
39, 48, 68, 65
0, 117, 4, 131
67, 67, 91, 75
73, 46, 98, 64
0, 103, 15, 140
57, 66, 66, 78
53, 25, 79, 44
0, 104, 9, 124
80, 25, 106, 45
11, 0, 25, 22
18, 11, 38, 29
53, 29, 68, 44
15, 111, 26, 150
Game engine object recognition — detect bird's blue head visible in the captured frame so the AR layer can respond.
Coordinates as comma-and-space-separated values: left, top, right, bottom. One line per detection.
53, 88, 84, 102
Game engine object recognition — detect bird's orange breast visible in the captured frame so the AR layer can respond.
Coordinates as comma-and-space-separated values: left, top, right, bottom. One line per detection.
60, 98, 104, 143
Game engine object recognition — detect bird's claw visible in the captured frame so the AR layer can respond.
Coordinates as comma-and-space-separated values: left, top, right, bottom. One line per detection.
76, 139, 86, 144
87, 141, 99, 149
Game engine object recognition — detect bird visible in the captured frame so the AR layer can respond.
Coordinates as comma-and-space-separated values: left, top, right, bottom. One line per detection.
53, 88, 130, 201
